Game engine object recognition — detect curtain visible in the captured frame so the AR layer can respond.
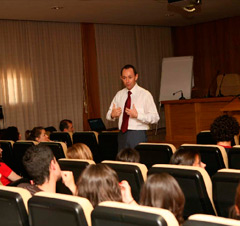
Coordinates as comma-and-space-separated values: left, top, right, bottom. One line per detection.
0, 20, 83, 136
95, 24, 173, 129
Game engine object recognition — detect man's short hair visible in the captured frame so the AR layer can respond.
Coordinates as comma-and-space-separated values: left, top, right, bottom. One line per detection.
121, 64, 137, 76
23, 144, 54, 185
59, 119, 72, 131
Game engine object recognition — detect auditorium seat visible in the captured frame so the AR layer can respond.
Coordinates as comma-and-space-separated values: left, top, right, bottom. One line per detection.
212, 169, 240, 217
50, 132, 73, 147
196, 130, 216, 145
148, 164, 217, 218
73, 131, 100, 163
0, 185, 31, 226
92, 201, 179, 226
58, 158, 95, 182
98, 131, 118, 161
102, 160, 147, 202
41, 141, 67, 160
0, 140, 15, 169
228, 146, 240, 169
28, 192, 93, 226
13, 140, 38, 177
135, 142, 176, 169
180, 144, 228, 177
183, 214, 240, 226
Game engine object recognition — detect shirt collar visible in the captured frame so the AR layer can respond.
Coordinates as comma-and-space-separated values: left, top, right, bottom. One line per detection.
126, 83, 138, 95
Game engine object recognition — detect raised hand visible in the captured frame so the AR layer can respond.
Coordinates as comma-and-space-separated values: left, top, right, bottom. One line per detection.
125, 104, 138, 118
111, 103, 122, 119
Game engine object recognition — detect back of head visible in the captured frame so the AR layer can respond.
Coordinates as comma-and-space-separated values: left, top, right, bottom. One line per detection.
229, 183, 240, 219
2, 126, 20, 142
77, 163, 122, 207
59, 119, 72, 132
23, 144, 54, 185
66, 143, 93, 160
116, 148, 140, 163
139, 173, 185, 224
170, 148, 199, 166
210, 114, 239, 142
26, 127, 44, 141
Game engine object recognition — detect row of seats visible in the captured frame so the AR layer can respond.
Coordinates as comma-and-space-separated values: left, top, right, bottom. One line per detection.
57, 159, 240, 218
1, 185, 240, 226
2, 137, 240, 179
0, 140, 67, 177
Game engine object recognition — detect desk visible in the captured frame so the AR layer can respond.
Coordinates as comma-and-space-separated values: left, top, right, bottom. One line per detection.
161, 97, 233, 144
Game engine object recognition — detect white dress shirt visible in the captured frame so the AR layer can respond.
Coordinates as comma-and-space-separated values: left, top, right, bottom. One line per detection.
106, 83, 160, 130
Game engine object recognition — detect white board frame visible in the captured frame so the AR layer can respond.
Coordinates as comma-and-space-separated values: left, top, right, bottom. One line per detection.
159, 56, 194, 102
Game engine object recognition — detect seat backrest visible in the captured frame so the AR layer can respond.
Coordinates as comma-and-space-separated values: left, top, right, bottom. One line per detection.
41, 141, 67, 160
228, 146, 240, 169
212, 169, 240, 217
98, 131, 119, 161
0, 185, 31, 226
102, 160, 147, 202
92, 201, 179, 226
196, 130, 217, 145
183, 214, 240, 226
180, 144, 228, 177
28, 192, 93, 226
135, 142, 176, 169
58, 158, 95, 182
0, 140, 15, 169
13, 140, 38, 177
50, 132, 73, 147
73, 131, 100, 163
148, 164, 217, 218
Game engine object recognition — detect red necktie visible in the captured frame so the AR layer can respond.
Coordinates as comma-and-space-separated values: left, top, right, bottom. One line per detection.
121, 91, 132, 133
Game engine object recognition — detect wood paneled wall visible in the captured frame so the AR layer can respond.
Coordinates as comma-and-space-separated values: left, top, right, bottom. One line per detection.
172, 16, 240, 98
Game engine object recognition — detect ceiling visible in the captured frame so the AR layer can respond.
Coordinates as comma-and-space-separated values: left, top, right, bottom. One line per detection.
0, 0, 240, 27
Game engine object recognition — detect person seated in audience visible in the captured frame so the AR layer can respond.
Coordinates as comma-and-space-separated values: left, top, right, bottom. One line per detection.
66, 143, 93, 160
116, 148, 140, 163
210, 114, 239, 152
59, 119, 74, 133
1, 126, 21, 142
44, 126, 57, 137
18, 144, 76, 195
26, 126, 50, 142
76, 163, 136, 208
139, 173, 185, 224
0, 147, 21, 185
170, 148, 206, 169
229, 183, 240, 220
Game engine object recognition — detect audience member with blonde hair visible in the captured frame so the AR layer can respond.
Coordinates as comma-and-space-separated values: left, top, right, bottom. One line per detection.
66, 143, 93, 160
76, 163, 136, 207
139, 173, 185, 224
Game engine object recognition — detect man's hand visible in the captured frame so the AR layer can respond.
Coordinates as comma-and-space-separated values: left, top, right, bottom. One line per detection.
125, 104, 138, 118
111, 103, 122, 119
61, 171, 77, 195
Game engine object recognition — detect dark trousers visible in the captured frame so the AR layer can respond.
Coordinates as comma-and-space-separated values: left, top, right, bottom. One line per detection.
118, 130, 147, 152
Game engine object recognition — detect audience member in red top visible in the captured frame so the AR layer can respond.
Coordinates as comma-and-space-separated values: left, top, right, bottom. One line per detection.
0, 147, 21, 185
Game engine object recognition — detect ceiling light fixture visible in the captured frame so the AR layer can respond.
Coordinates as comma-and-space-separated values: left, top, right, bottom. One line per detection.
51, 6, 63, 10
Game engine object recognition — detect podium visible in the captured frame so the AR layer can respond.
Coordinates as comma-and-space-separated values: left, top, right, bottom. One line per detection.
161, 97, 234, 145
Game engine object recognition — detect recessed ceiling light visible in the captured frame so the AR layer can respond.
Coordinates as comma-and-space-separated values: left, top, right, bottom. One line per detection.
51, 6, 64, 10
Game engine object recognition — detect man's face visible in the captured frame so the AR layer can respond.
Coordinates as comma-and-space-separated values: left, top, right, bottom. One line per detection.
121, 68, 138, 90
67, 122, 74, 133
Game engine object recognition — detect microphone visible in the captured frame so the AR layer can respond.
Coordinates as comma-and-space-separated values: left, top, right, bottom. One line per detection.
173, 90, 186, 100
217, 73, 225, 97
207, 70, 220, 97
